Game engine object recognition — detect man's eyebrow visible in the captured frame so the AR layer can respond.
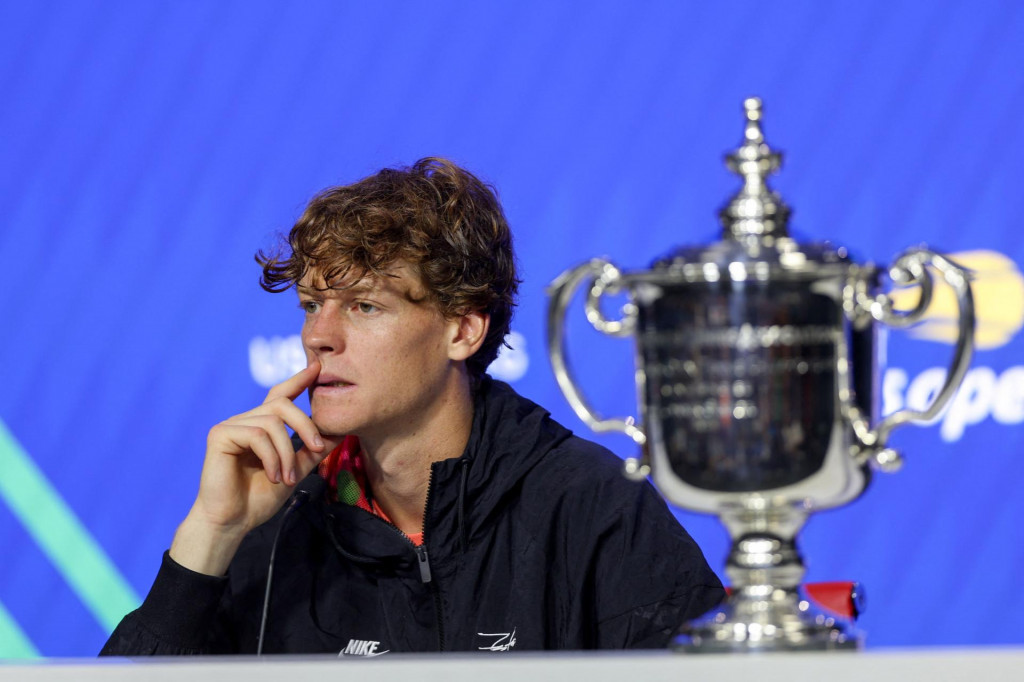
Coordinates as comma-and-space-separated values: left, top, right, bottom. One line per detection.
297, 280, 382, 295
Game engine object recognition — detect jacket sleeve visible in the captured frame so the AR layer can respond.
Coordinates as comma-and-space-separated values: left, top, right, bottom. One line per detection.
99, 551, 233, 656
589, 476, 726, 649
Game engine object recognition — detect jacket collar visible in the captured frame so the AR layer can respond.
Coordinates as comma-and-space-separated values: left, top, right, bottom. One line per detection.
425, 376, 573, 553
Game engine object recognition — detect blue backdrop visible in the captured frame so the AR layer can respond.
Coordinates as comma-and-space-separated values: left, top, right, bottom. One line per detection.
1, 0, 1022, 657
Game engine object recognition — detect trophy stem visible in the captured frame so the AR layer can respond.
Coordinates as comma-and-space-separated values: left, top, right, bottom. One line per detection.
673, 505, 861, 652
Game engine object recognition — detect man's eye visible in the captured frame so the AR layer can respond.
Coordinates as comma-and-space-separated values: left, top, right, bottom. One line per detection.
357, 302, 378, 314
299, 301, 321, 314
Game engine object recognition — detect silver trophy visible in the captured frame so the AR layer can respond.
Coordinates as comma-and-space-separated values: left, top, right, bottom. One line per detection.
546, 98, 975, 652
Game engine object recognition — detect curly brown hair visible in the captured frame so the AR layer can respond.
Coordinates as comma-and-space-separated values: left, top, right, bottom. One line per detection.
257, 157, 519, 380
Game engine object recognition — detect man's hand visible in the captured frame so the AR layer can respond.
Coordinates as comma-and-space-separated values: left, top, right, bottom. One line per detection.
170, 359, 331, 576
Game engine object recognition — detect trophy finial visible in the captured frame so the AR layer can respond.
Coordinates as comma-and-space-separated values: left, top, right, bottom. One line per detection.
742, 97, 765, 143
720, 97, 791, 240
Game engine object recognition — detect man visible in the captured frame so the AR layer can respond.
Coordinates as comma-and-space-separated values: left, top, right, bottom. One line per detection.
101, 157, 723, 655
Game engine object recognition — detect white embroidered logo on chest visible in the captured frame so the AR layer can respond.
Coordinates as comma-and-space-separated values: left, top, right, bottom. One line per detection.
477, 628, 517, 651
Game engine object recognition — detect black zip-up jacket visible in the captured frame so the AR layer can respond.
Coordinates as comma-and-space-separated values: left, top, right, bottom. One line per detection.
101, 378, 724, 655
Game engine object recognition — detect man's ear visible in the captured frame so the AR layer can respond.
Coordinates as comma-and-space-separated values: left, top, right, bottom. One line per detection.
448, 310, 490, 362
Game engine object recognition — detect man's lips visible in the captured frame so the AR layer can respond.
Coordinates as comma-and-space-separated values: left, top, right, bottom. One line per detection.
313, 374, 355, 391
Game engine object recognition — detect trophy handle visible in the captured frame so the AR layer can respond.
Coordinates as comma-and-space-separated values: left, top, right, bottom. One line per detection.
848, 247, 976, 470
546, 259, 649, 478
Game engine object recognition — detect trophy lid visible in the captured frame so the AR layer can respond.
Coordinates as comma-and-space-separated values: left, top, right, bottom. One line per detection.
646, 97, 854, 281
720, 97, 791, 241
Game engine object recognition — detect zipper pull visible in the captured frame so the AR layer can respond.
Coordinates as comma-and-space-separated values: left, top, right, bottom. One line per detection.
415, 545, 432, 584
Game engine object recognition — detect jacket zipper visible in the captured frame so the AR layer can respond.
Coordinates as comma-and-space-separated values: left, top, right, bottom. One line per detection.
351, 469, 446, 651
415, 545, 432, 583
421, 466, 446, 651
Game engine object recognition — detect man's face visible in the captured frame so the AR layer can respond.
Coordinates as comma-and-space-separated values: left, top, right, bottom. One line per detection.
298, 263, 461, 444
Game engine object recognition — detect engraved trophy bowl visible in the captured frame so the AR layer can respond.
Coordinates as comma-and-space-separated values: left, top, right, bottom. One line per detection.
546, 98, 975, 652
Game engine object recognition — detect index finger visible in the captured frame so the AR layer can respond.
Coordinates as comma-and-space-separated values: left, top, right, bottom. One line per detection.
265, 358, 321, 404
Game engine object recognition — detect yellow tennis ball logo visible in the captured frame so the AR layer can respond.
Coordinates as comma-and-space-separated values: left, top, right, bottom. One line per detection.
888, 250, 1024, 350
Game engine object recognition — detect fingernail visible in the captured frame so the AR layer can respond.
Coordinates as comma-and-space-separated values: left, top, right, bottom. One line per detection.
314, 435, 324, 449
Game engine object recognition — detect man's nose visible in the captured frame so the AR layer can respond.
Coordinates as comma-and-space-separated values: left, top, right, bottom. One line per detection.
303, 308, 345, 355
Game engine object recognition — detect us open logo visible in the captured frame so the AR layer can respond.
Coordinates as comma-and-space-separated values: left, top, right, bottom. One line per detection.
883, 250, 1024, 442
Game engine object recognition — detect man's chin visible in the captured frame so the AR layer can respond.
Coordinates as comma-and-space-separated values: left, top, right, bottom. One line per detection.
307, 408, 345, 430
312, 421, 351, 439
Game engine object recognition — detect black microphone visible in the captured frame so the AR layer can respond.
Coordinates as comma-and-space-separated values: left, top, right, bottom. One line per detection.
256, 489, 311, 656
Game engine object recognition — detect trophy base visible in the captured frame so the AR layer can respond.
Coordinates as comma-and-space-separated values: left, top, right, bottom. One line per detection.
672, 586, 862, 653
